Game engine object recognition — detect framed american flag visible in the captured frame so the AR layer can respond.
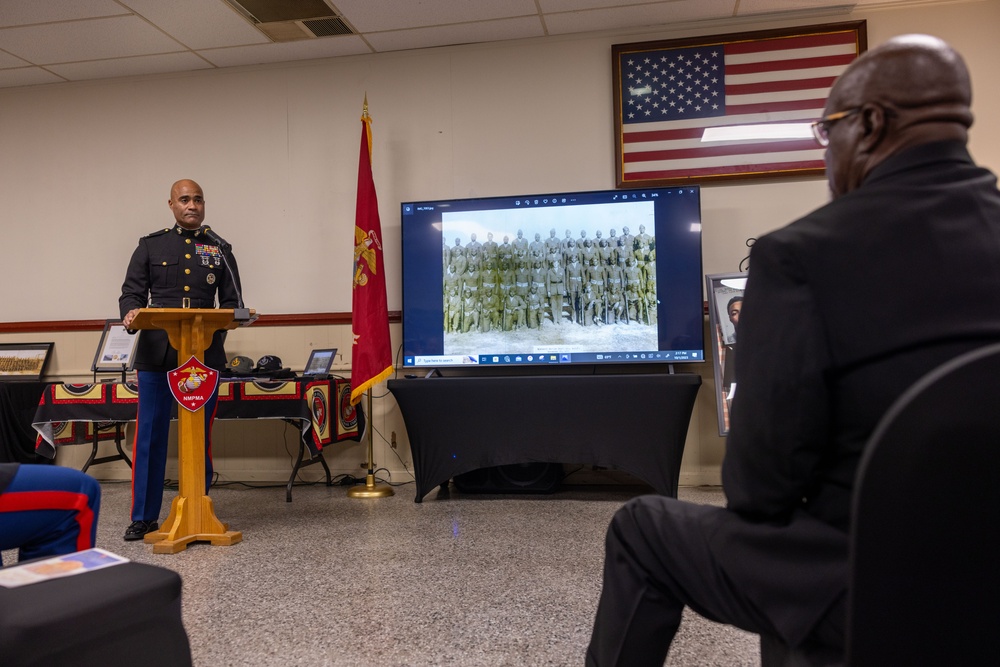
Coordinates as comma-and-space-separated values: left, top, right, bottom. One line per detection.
613, 21, 866, 187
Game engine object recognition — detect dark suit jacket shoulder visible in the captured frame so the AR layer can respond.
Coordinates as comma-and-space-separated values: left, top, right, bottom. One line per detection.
723, 141, 1000, 531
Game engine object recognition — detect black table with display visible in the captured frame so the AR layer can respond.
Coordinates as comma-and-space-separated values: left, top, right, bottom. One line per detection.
388, 373, 701, 502
31, 377, 364, 501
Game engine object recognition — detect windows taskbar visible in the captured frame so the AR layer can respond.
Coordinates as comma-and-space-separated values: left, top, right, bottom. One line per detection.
403, 350, 703, 366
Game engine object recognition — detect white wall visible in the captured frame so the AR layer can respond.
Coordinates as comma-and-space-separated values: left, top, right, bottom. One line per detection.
3, 1, 999, 485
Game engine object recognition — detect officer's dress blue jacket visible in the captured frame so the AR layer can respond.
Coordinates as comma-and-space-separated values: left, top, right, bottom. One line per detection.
119, 224, 242, 371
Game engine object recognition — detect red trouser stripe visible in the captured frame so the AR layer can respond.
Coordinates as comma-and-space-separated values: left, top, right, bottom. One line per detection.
0, 490, 95, 551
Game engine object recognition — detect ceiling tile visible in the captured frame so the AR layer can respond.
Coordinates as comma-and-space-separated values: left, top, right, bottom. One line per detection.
46, 52, 215, 81
0, 16, 185, 64
0, 67, 66, 88
736, 0, 855, 15
198, 35, 371, 68
0, 0, 128, 28
735, 0, 930, 11
545, 0, 737, 35
119, 0, 270, 50
539, 0, 697, 11
0, 51, 31, 68
365, 18, 545, 53
0, 0, 966, 90
335, 0, 539, 33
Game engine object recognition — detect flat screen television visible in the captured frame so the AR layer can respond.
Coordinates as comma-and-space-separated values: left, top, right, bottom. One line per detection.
400, 186, 704, 368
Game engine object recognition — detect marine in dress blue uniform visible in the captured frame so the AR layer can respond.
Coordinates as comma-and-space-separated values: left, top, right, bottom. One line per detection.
118, 179, 242, 541
0, 462, 101, 564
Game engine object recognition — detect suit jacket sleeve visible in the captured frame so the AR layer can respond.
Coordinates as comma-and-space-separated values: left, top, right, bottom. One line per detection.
721, 231, 835, 522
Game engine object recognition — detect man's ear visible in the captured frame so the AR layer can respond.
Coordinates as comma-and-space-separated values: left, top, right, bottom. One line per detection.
857, 103, 889, 154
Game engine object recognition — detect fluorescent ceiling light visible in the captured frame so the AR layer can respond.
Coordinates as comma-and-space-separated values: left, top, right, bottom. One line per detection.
701, 123, 813, 142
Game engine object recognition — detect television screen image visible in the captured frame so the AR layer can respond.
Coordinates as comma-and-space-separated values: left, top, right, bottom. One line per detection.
400, 187, 704, 368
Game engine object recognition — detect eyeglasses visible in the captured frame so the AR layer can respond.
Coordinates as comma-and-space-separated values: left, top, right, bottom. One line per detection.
810, 107, 862, 146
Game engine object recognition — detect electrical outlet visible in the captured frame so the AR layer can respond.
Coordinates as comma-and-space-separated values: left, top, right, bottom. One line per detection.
391, 431, 397, 449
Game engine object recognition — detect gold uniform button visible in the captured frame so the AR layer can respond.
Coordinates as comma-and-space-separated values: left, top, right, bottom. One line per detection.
185, 238, 192, 244
161, 261, 167, 266
185, 253, 191, 259
184, 286, 191, 292
184, 269, 191, 275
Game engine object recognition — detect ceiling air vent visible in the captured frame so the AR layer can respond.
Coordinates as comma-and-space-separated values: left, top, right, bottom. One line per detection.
302, 17, 353, 37
224, 0, 355, 42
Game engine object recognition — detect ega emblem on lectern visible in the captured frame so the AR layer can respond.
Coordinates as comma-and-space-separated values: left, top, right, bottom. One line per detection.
168, 356, 220, 412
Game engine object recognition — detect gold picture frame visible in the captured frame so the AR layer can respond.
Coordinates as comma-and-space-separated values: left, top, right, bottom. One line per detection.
613, 21, 866, 187
0, 342, 54, 381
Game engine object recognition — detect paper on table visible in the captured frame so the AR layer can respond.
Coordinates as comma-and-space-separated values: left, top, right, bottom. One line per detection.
0, 548, 129, 588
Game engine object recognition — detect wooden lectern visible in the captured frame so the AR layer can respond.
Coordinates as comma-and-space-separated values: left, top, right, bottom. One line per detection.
129, 307, 247, 554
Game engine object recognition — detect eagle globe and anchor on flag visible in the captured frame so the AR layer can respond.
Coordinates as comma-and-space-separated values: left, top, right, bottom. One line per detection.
352, 225, 383, 356
353, 226, 382, 289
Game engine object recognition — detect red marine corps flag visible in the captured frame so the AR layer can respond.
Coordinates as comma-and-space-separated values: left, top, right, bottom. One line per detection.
350, 97, 393, 406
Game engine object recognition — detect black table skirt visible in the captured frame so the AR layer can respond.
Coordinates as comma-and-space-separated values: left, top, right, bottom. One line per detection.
0, 382, 51, 464
389, 373, 701, 501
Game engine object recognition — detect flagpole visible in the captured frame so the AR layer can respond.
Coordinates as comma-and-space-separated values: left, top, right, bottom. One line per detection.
349, 94, 393, 499
348, 388, 394, 498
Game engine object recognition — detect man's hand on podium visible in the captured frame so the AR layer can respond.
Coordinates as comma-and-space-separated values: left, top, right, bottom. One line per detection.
123, 308, 140, 329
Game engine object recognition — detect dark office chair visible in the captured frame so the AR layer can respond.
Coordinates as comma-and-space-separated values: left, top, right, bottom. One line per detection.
763, 341, 1000, 667
845, 341, 1000, 666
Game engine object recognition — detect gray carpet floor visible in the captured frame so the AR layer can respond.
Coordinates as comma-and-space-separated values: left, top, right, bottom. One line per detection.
8, 480, 761, 666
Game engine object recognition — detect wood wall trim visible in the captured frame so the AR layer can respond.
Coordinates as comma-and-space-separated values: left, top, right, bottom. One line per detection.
0, 312, 401, 334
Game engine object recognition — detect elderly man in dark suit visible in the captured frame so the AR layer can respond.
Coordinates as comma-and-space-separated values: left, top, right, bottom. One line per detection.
587, 34, 1000, 665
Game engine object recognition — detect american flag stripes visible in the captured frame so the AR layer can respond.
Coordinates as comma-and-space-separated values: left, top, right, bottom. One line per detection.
613, 22, 866, 186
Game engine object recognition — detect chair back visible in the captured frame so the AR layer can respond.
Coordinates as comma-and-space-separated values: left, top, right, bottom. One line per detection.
847, 342, 1000, 666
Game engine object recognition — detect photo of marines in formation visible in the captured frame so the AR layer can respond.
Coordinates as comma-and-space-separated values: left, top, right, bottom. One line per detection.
441, 224, 657, 334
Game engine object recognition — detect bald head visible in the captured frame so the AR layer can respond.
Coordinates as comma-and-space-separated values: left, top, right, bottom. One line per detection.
168, 179, 205, 229
831, 35, 971, 123
823, 35, 973, 197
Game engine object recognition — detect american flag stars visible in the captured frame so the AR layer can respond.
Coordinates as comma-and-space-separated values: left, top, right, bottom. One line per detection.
623, 47, 726, 123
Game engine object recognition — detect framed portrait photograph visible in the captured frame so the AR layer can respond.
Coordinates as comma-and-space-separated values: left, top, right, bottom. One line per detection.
0, 342, 54, 381
91, 319, 140, 373
706, 273, 747, 436
612, 21, 866, 187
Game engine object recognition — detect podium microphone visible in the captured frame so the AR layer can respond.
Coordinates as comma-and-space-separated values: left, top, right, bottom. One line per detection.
203, 226, 250, 321
202, 226, 232, 251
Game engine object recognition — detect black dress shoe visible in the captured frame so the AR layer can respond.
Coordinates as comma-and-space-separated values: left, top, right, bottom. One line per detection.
124, 520, 159, 541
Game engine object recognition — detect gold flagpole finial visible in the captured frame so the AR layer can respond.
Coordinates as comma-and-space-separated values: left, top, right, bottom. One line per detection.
361, 93, 373, 161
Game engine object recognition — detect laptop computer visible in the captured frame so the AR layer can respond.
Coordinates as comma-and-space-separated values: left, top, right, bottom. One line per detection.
300, 348, 337, 379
